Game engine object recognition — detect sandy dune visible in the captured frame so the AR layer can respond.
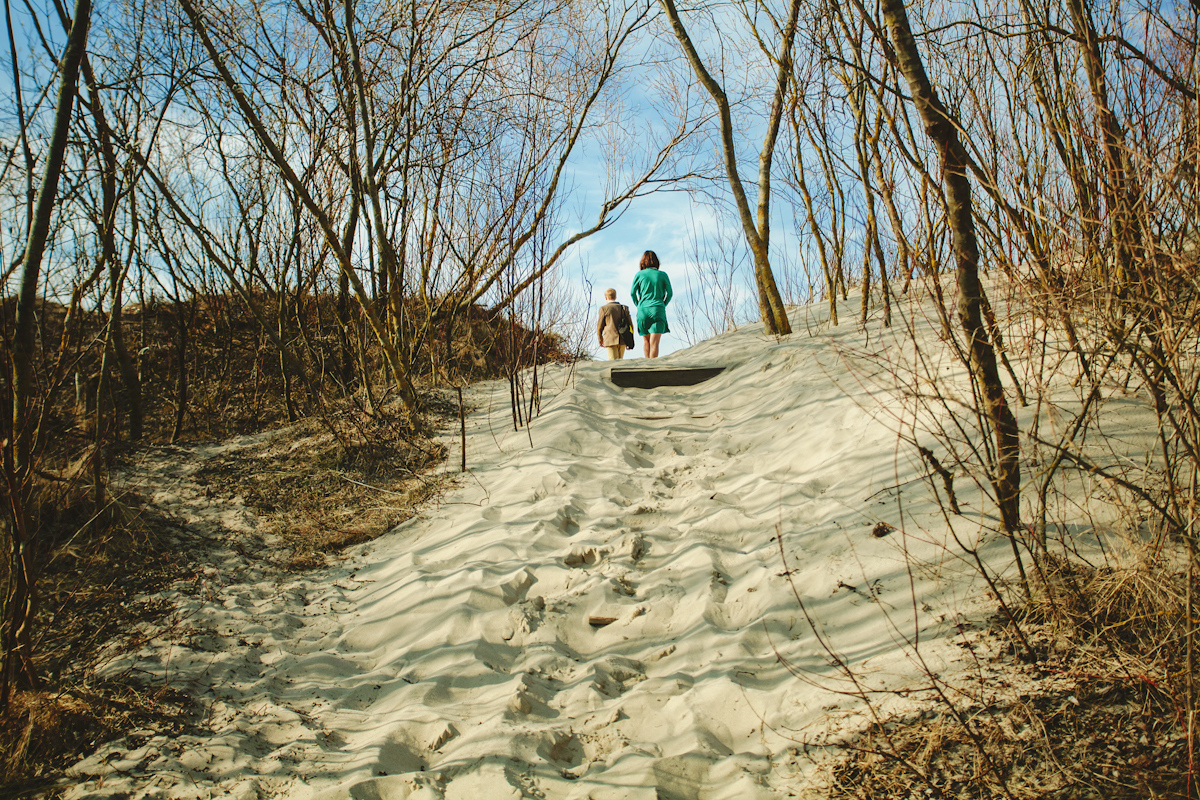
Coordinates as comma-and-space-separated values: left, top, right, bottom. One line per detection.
67, 296, 1020, 799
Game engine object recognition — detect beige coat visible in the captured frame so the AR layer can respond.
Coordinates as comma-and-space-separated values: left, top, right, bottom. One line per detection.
596, 302, 629, 347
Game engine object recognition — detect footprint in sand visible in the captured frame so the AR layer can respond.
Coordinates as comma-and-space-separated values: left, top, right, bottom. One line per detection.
518, 501, 584, 537
498, 568, 537, 606
563, 545, 609, 568
591, 655, 647, 698
543, 733, 585, 769
339, 681, 382, 711
599, 476, 642, 507
474, 640, 520, 674
627, 531, 648, 562
421, 674, 461, 707
507, 671, 558, 717
377, 733, 429, 773
559, 511, 581, 536
708, 568, 730, 604
622, 441, 655, 469
667, 438, 704, 457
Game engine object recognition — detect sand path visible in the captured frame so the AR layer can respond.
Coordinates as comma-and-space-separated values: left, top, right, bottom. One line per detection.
67, 301, 1003, 799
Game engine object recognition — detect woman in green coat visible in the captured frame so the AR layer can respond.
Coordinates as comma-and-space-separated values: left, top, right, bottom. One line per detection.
628, 251, 676, 357
630, 250, 673, 358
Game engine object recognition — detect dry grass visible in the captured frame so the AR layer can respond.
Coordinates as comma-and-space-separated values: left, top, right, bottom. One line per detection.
195, 392, 457, 570
2, 690, 114, 797
1, 290, 568, 793
1024, 553, 1188, 666
0, 485, 197, 795
0, 389, 460, 795
828, 554, 1193, 800
830, 671, 1189, 799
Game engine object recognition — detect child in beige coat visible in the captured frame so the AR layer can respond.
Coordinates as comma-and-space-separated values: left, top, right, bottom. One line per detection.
596, 289, 633, 360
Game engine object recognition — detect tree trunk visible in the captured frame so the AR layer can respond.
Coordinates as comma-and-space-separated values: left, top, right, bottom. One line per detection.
106, 250, 143, 442
878, 0, 1022, 539
11, 0, 91, 479
3, 0, 91, 704
790, 105, 839, 326
180, 0, 420, 417
338, 197, 360, 389
660, 0, 794, 335
1063, 0, 1143, 288
171, 302, 190, 443
279, 295, 297, 423
1, 476, 38, 704
343, 0, 421, 405
83, 58, 142, 442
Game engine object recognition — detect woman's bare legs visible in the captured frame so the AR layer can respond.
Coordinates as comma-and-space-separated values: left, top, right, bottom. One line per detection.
648, 333, 662, 358
643, 335, 651, 358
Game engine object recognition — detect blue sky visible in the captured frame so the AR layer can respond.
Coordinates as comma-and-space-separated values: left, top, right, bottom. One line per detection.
566, 186, 759, 360
1, 0, 817, 363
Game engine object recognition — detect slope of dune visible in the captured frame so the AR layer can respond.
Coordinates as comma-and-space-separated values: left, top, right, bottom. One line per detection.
65, 294, 1030, 799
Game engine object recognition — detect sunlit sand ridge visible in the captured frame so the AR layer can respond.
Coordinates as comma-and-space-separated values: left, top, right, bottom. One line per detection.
69, 293, 1040, 799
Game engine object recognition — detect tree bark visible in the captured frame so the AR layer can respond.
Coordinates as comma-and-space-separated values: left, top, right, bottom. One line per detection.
1063, 0, 1142, 288
170, 302, 190, 444
789, 102, 839, 326
84, 73, 143, 442
878, 0, 1022, 538
11, 0, 91, 479
4, 0, 91, 703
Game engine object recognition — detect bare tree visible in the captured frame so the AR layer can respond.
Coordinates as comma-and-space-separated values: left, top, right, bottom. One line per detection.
872, 0, 1024, 565
174, 0, 693, 408
658, 0, 795, 335
3, 0, 91, 703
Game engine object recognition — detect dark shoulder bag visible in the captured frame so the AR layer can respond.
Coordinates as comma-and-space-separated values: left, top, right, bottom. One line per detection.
620, 305, 636, 350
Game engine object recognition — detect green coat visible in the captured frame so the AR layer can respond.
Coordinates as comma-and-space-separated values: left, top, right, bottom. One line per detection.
631, 268, 673, 335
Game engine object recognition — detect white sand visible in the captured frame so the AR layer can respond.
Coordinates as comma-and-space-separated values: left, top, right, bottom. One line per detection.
66, 294, 1032, 799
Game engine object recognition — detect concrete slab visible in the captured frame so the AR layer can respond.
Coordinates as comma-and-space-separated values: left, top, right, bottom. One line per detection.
609, 366, 726, 389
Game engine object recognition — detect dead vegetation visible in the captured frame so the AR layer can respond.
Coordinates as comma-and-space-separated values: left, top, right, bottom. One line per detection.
0, 291, 570, 795
830, 672, 1189, 799
0, 393, 460, 795
0, 488, 198, 796
827, 562, 1192, 800
820, 263, 1200, 798
194, 392, 458, 571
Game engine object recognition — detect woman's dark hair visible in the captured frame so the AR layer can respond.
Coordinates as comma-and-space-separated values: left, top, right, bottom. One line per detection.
639, 250, 660, 270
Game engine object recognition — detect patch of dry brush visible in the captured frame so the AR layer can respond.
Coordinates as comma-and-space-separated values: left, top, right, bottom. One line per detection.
2, 292, 569, 795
